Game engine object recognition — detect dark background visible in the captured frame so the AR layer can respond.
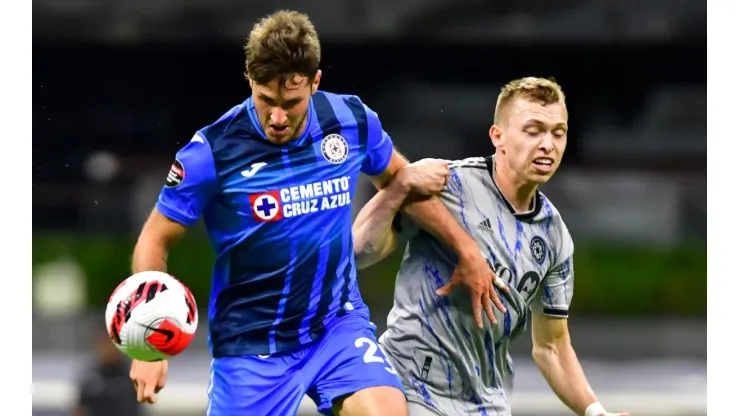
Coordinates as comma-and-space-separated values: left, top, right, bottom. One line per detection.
33, 1, 706, 415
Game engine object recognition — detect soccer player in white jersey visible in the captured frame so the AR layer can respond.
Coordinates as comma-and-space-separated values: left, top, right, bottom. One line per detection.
352, 77, 630, 416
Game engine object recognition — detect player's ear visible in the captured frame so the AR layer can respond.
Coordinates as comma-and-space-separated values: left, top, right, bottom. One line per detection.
311, 70, 322, 94
490, 124, 504, 150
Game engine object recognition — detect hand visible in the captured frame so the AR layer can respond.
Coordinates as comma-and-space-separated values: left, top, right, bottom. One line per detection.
436, 248, 509, 328
398, 158, 450, 196
130, 359, 168, 404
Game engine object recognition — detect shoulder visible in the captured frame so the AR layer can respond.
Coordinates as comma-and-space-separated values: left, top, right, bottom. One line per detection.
445, 156, 488, 170
445, 157, 489, 184
314, 90, 377, 125
438, 157, 490, 206
316, 90, 367, 108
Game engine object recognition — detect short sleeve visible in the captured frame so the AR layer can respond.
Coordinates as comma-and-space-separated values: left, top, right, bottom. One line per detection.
529, 256, 575, 318
360, 102, 394, 176
155, 134, 218, 226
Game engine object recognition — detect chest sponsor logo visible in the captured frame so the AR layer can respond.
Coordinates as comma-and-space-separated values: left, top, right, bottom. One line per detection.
249, 176, 352, 222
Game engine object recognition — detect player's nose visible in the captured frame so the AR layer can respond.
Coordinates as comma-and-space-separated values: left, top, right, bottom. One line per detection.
539, 134, 555, 152
270, 108, 288, 125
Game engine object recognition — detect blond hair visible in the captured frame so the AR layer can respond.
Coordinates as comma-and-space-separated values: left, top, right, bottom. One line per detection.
493, 77, 566, 124
244, 10, 321, 85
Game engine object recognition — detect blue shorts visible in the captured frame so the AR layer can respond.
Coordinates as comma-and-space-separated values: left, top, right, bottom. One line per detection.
206, 313, 405, 415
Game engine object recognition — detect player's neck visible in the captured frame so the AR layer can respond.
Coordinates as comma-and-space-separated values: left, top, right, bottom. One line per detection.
493, 163, 538, 213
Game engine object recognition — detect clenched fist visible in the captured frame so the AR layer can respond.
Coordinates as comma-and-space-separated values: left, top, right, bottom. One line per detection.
398, 158, 451, 195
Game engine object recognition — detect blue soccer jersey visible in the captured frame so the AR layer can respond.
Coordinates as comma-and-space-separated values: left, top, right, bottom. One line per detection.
156, 91, 394, 358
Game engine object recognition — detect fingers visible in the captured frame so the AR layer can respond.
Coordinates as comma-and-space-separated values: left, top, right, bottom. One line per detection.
483, 292, 497, 325
135, 380, 147, 403
132, 376, 163, 404
470, 293, 484, 329
492, 275, 509, 292
435, 282, 453, 297
157, 368, 168, 394
143, 381, 158, 404
405, 159, 450, 194
490, 287, 507, 314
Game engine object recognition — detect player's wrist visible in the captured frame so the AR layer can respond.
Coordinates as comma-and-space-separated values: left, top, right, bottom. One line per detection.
391, 169, 413, 194
455, 238, 482, 259
583, 402, 606, 416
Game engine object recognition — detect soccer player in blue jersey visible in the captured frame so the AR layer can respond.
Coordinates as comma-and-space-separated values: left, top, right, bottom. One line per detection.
128, 10, 507, 416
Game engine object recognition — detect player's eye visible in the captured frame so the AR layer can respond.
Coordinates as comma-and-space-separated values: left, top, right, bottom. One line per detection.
524, 127, 540, 136
281, 100, 301, 109
553, 129, 567, 138
260, 96, 278, 106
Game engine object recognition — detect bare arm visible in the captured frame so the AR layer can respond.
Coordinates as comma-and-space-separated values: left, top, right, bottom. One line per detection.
353, 176, 409, 270
531, 314, 598, 415
132, 208, 188, 273
369, 150, 479, 258
354, 158, 451, 269
128, 208, 183, 404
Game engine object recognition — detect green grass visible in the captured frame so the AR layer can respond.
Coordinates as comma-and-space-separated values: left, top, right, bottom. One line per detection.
32, 232, 706, 316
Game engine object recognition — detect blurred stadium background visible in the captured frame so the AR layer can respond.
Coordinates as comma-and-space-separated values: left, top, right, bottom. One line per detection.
32, 1, 706, 415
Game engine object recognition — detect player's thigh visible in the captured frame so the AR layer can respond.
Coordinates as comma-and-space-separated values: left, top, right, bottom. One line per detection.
305, 314, 407, 416
207, 355, 305, 416
333, 385, 408, 416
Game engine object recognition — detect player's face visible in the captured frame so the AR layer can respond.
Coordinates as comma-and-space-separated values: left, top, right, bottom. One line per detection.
250, 71, 321, 144
490, 98, 568, 184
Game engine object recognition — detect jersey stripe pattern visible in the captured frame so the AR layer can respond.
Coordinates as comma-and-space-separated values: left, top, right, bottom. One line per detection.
155, 91, 394, 356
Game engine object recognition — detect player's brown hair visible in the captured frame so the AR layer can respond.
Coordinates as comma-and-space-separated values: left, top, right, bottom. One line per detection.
493, 77, 566, 124
244, 10, 321, 86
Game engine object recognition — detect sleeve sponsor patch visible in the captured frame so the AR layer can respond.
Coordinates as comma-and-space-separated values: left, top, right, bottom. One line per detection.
165, 159, 185, 187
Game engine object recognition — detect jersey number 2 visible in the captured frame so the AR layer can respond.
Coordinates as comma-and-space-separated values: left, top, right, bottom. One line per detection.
354, 337, 397, 374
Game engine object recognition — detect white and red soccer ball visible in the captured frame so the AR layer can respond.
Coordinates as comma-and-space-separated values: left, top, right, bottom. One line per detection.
105, 271, 198, 361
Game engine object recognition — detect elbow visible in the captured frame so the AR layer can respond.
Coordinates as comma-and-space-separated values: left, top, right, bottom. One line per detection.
352, 226, 386, 258
354, 247, 381, 271
532, 343, 562, 370
532, 345, 552, 368
532, 336, 573, 370
353, 233, 396, 270
354, 241, 381, 269
352, 231, 372, 258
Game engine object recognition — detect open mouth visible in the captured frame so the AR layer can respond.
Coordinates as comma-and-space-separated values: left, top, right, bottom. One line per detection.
270, 125, 289, 134
533, 158, 554, 171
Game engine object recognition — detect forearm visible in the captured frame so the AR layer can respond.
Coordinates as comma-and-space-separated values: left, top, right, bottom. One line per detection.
534, 343, 598, 415
132, 237, 169, 274
401, 196, 477, 257
353, 178, 410, 269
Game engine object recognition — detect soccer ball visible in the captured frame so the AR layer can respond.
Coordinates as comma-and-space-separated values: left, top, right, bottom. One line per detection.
105, 271, 198, 361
